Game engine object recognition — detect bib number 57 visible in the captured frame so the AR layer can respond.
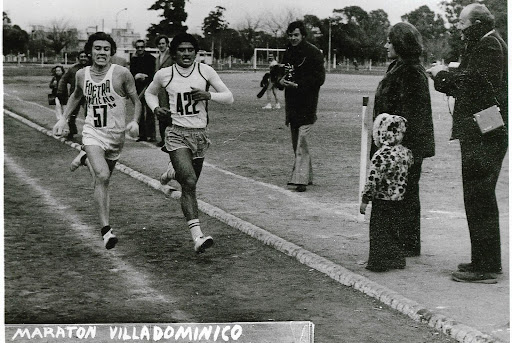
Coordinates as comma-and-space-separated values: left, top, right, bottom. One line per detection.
93, 105, 108, 127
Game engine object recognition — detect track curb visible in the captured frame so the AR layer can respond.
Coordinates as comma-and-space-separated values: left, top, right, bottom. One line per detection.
5, 109, 504, 343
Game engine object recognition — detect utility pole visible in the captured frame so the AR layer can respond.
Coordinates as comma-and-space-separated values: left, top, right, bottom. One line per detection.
328, 20, 332, 73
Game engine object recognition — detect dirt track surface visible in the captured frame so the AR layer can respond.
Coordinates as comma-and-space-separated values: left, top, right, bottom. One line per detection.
4, 113, 456, 343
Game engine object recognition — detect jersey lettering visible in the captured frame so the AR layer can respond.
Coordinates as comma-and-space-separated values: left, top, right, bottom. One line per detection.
176, 92, 200, 116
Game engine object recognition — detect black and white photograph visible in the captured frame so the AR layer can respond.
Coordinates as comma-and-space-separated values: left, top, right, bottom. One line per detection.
2, 0, 509, 342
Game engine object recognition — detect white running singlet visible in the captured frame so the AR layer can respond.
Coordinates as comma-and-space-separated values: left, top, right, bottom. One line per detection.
165, 62, 210, 128
83, 64, 126, 134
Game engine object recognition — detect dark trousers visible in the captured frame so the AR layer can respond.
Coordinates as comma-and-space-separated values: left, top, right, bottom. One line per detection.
460, 134, 508, 272
399, 158, 423, 256
138, 98, 156, 140
368, 199, 406, 268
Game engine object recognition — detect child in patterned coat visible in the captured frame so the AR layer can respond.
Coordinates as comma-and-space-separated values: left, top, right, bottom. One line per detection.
360, 113, 414, 272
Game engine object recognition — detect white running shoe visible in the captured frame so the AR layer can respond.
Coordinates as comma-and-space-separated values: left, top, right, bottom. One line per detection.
194, 235, 214, 254
262, 103, 272, 110
70, 150, 87, 172
274, 103, 281, 109
160, 161, 176, 185
103, 229, 118, 250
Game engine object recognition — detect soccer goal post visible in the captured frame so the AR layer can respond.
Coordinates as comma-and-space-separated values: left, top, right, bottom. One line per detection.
253, 48, 286, 69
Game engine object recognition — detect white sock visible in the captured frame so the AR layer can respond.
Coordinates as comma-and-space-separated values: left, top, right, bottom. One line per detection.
188, 219, 202, 240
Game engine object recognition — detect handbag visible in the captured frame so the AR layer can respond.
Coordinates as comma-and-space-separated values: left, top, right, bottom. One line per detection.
473, 105, 504, 134
471, 35, 506, 135
48, 93, 56, 106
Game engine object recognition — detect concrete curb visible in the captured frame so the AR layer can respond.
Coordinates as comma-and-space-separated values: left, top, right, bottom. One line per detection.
5, 109, 504, 343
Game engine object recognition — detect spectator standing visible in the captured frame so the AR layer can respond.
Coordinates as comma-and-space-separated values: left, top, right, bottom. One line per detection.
360, 113, 414, 272
57, 51, 91, 139
261, 55, 282, 110
372, 22, 435, 257
50, 65, 66, 122
428, 3, 507, 283
279, 21, 325, 192
130, 39, 156, 142
154, 35, 174, 147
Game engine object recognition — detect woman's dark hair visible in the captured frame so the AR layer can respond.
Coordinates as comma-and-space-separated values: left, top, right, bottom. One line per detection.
51, 65, 65, 76
287, 20, 307, 36
388, 22, 423, 59
155, 35, 170, 46
84, 32, 117, 56
169, 33, 199, 55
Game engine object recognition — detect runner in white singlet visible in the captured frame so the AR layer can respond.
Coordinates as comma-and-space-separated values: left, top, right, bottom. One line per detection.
53, 32, 142, 250
145, 33, 233, 254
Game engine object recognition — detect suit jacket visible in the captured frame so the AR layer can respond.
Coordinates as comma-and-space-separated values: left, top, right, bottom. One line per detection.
433, 30, 508, 140
373, 58, 435, 159
155, 49, 174, 108
130, 52, 156, 94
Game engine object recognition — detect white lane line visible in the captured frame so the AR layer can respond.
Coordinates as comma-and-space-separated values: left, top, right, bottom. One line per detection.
4, 91, 85, 124
4, 154, 193, 322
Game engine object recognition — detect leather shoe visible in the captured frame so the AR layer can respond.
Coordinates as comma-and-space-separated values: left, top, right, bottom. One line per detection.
296, 185, 307, 192
451, 271, 498, 284
136, 137, 147, 142
457, 262, 502, 274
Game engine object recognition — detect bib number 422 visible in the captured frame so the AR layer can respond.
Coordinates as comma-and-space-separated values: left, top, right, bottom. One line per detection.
176, 92, 199, 116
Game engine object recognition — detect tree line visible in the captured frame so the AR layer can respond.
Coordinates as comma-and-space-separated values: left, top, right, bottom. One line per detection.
3, 0, 507, 64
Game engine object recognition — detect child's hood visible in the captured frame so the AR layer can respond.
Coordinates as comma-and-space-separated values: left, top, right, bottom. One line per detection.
373, 113, 407, 147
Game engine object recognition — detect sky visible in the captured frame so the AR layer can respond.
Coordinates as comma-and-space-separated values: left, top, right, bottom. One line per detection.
4, 0, 445, 37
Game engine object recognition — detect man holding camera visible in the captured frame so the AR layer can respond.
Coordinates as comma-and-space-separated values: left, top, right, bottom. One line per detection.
428, 3, 508, 284
279, 20, 325, 192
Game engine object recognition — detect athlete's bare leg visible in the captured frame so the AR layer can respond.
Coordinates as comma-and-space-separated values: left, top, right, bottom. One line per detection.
83, 145, 116, 227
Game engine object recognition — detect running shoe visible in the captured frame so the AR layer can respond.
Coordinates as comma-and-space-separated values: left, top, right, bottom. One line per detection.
194, 235, 214, 254
102, 229, 118, 250
70, 150, 87, 172
160, 161, 176, 185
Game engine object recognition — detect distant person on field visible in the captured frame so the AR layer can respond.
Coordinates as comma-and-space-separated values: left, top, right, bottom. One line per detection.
427, 3, 508, 284
372, 22, 435, 258
360, 113, 413, 272
154, 34, 174, 147
279, 20, 325, 192
49, 65, 65, 123
259, 55, 282, 110
130, 39, 156, 142
145, 33, 234, 254
53, 32, 142, 250
57, 51, 91, 140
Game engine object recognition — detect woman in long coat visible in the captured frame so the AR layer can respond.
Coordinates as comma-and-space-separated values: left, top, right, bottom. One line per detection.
372, 22, 435, 257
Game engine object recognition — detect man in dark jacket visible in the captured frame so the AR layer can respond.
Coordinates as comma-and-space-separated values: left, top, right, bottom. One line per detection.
280, 21, 325, 192
428, 3, 508, 284
130, 39, 156, 142
57, 50, 90, 139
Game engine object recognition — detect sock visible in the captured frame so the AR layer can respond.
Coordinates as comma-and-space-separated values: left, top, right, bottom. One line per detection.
188, 219, 202, 240
101, 225, 111, 236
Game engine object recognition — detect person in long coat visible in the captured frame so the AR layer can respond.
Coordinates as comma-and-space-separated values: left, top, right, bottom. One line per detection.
372, 22, 435, 257
279, 21, 325, 192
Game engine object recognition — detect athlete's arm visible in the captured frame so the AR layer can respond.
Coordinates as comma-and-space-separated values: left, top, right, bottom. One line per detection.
191, 65, 233, 104
52, 70, 84, 135
144, 69, 163, 111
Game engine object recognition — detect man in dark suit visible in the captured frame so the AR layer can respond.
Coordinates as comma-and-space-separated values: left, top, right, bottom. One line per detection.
428, 3, 508, 284
154, 35, 174, 147
130, 39, 156, 142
